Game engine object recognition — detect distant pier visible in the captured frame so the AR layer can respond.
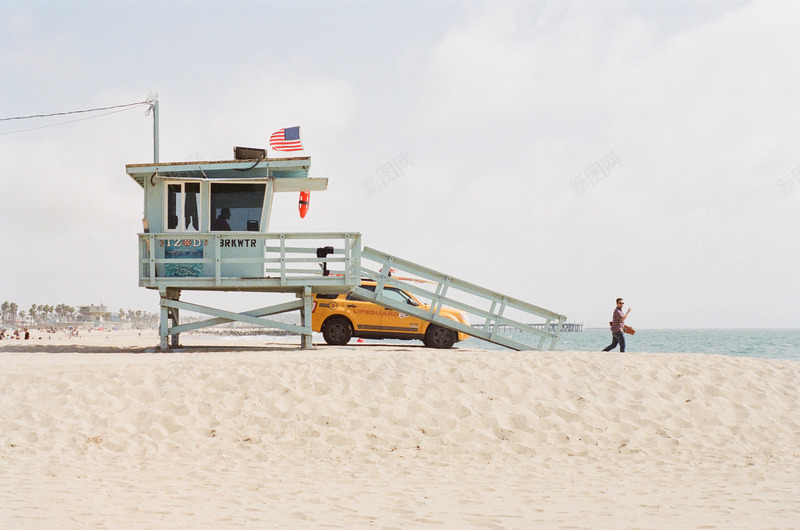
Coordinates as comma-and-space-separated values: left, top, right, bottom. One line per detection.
544, 322, 583, 332
479, 322, 583, 333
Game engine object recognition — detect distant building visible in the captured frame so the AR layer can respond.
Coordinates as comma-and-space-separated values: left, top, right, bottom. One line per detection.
77, 305, 110, 324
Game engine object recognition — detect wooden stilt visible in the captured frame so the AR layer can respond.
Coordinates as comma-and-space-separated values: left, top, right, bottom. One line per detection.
300, 286, 314, 349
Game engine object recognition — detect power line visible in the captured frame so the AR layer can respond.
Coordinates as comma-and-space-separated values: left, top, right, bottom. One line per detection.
0, 95, 156, 122
0, 106, 140, 136
0, 93, 158, 136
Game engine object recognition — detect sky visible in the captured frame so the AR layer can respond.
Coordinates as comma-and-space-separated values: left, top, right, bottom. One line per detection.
1, 0, 799, 329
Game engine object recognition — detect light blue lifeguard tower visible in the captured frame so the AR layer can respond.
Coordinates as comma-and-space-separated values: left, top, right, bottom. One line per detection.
126, 149, 363, 350
125, 114, 568, 350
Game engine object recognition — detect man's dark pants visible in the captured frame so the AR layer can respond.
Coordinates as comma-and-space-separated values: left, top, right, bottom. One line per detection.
603, 331, 626, 352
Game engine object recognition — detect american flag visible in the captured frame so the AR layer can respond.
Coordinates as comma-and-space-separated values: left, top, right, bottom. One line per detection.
269, 126, 303, 152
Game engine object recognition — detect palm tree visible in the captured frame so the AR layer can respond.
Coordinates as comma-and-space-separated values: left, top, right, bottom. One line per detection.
59, 304, 74, 322
1, 301, 8, 323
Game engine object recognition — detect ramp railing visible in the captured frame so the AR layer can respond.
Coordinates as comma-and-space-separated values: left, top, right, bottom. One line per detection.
355, 247, 567, 351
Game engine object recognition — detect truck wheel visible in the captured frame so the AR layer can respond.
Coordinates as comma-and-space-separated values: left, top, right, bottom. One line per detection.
424, 324, 456, 349
322, 317, 353, 345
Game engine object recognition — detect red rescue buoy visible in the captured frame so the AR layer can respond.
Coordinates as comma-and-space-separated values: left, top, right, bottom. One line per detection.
298, 191, 310, 218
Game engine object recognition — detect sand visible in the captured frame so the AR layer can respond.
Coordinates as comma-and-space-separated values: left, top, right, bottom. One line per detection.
2, 329, 799, 528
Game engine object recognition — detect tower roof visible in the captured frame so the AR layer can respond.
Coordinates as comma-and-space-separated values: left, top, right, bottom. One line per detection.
125, 156, 312, 187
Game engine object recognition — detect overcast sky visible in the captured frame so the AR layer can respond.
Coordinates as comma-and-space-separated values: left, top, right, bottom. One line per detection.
2, 0, 798, 329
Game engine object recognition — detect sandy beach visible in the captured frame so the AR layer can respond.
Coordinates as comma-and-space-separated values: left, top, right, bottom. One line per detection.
2, 329, 799, 528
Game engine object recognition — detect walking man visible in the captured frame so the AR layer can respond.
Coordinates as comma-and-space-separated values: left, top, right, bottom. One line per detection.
603, 298, 631, 352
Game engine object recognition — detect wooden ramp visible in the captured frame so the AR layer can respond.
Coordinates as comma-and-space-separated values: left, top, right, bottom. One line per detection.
354, 247, 567, 351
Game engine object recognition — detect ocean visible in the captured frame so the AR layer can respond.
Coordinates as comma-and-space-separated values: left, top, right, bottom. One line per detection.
459, 328, 800, 362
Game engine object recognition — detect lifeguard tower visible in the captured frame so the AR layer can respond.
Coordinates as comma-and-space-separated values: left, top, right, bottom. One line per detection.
126, 149, 362, 350
126, 145, 569, 351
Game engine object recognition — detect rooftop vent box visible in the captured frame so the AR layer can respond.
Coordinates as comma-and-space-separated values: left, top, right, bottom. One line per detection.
234, 146, 266, 160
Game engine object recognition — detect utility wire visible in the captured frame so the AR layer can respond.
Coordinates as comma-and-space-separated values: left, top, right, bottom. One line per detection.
0, 95, 155, 122
0, 93, 157, 136
0, 106, 140, 136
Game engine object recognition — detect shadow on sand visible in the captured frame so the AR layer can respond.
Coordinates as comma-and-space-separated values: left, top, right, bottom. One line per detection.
0, 344, 304, 354
0, 341, 433, 354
